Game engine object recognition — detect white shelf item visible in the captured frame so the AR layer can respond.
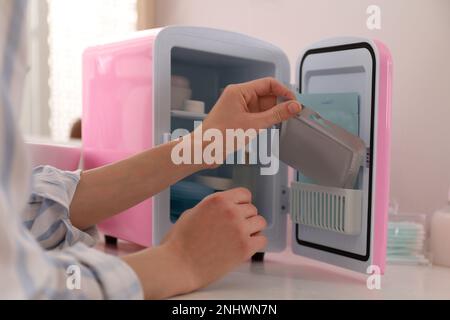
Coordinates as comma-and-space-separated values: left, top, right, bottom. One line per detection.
184, 100, 206, 114
171, 110, 208, 120
171, 75, 192, 110
290, 182, 363, 235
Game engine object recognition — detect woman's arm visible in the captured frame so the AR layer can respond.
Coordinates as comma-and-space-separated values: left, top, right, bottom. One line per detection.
69, 77, 301, 230
70, 137, 205, 230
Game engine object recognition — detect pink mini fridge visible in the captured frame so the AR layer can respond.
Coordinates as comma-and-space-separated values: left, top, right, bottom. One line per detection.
83, 26, 392, 274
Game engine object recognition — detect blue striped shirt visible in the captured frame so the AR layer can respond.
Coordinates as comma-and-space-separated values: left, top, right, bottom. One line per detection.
0, 0, 143, 299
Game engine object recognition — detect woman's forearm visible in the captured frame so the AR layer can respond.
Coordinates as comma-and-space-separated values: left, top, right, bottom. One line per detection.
69, 134, 207, 230
122, 245, 197, 299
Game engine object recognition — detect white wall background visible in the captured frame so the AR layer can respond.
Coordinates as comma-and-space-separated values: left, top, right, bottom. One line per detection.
47, 0, 137, 141
154, 0, 450, 215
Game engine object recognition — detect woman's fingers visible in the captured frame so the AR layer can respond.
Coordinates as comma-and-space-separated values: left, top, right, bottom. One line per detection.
239, 203, 258, 219
241, 77, 296, 102
256, 95, 278, 112
252, 100, 302, 128
249, 234, 268, 253
245, 215, 267, 235
219, 187, 252, 204
238, 77, 302, 127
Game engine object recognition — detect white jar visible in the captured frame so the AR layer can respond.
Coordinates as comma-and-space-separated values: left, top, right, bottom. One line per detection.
184, 100, 205, 114
171, 75, 192, 110
430, 189, 450, 267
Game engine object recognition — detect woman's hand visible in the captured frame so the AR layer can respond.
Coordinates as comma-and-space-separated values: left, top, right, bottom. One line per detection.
203, 77, 302, 134
71, 77, 301, 230
123, 188, 267, 299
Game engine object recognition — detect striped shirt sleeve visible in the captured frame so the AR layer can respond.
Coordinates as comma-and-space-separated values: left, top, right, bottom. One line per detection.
22, 166, 98, 250
20, 166, 145, 299
0, 0, 143, 300
1, 211, 144, 299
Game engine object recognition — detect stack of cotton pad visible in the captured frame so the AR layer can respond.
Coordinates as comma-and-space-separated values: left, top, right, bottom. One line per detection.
387, 221, 429, 265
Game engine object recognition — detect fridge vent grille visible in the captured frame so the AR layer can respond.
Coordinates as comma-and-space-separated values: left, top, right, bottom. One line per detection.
290, 182, 363, 235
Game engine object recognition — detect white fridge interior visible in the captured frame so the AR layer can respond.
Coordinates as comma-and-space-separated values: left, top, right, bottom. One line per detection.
168, 46, 289, 251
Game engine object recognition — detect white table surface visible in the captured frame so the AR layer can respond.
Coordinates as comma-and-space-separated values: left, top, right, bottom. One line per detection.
101, 241, 450, 300
174, 252, 450, 300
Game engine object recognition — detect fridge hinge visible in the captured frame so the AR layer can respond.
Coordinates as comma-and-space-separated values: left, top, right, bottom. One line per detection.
281, 185, 290, 215
366, 147, 371, 168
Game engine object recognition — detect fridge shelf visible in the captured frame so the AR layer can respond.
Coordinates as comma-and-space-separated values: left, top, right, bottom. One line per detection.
290, 182, 363, 235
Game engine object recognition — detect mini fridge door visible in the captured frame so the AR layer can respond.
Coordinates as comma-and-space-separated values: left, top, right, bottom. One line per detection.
288, 37, 392, 273
152, 26, 291, 252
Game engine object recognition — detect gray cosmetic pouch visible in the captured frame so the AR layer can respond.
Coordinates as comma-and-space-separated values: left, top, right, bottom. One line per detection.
279, 107, 366, 189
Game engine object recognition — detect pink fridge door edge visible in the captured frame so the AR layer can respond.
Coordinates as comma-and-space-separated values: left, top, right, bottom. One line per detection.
372, 40, 393, 273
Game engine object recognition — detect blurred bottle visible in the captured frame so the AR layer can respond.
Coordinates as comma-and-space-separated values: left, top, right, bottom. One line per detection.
430, 188, 450, 267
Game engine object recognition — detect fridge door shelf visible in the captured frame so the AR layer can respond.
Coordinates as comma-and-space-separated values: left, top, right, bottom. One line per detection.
290, 182, 363, 235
